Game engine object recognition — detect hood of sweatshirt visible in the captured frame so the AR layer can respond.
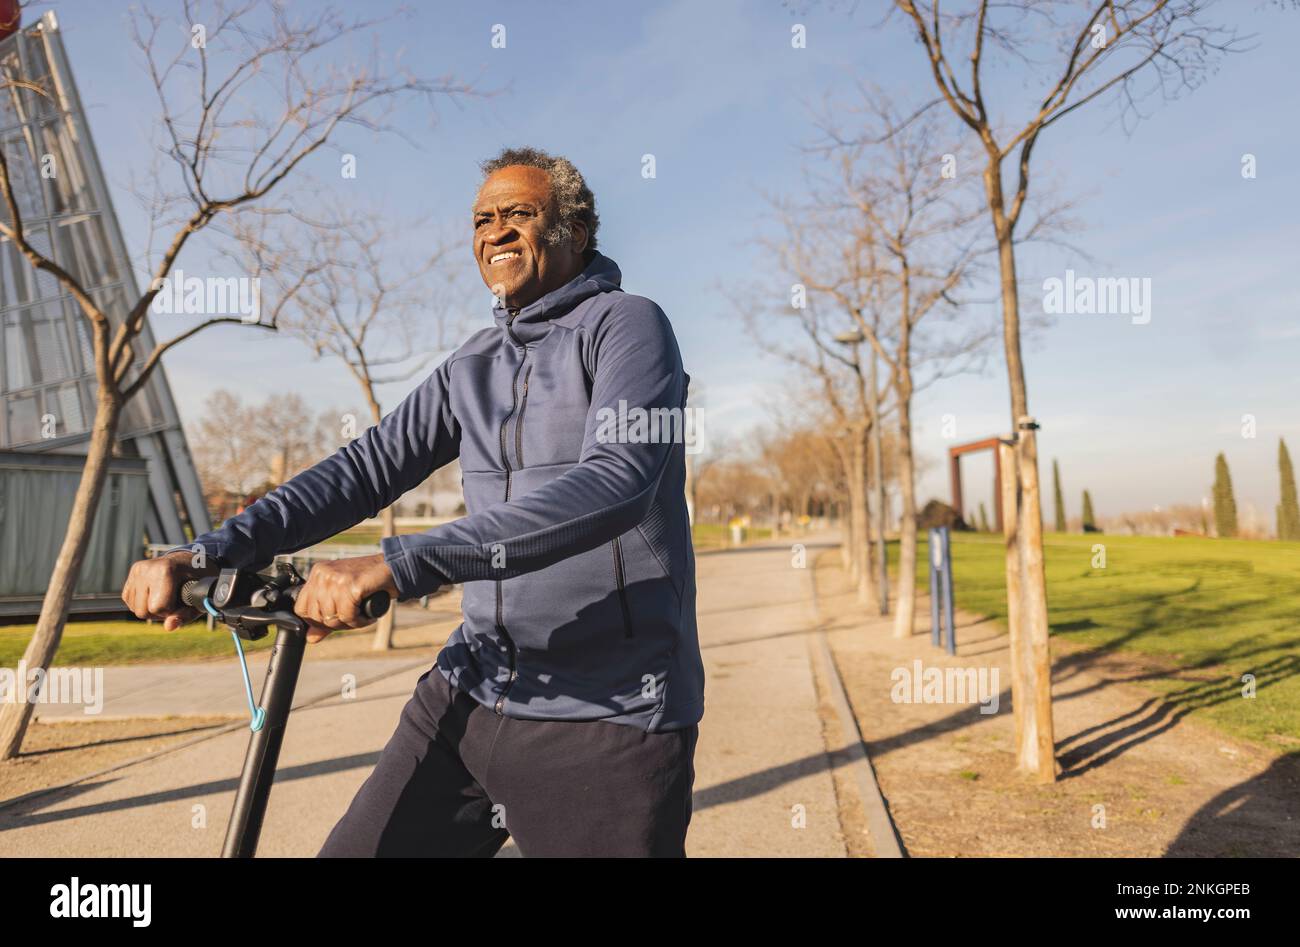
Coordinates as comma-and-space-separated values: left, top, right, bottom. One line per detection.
491, 252, 622, 344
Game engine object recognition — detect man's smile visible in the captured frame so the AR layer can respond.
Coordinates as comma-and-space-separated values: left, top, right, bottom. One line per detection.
489, 250, 522, 265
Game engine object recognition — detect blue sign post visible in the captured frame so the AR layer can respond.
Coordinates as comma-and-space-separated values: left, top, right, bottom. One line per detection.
928, 527, 957, 655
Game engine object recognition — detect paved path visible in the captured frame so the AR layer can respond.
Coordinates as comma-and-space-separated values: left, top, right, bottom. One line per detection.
686, 536, 849, 856
33, 601, 458, 722
0, 537, 856, 857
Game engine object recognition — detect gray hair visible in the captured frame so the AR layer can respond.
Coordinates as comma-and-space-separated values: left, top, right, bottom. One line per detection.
478, 146, 600, 256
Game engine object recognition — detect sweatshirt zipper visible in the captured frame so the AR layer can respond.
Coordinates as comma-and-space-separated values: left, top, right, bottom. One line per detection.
515, 365, 532, 468
612, 536, 634, 638
494, 310, 525, 714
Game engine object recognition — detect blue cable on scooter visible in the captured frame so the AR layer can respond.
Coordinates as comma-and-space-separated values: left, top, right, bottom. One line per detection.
203, 597, 266, 732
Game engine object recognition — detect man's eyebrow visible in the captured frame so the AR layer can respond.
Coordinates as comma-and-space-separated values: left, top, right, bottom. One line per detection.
473, 201, 536, 217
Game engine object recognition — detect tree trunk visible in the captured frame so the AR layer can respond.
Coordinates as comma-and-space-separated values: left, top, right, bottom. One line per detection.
840, 446, 863, 593
368, 502, 399, 650
987, 159, 1056, 782
848, 472, 866, 590
849, 429, 878, 610
1016, 423, 1056, 780
999, 439, 1034, 771
684, 451, 696, 526
834, 445, 860, 582
839, 500, 852, 571
893, 383, 918, 639
365, 389, 398, 651
869, 352, 888, 615
0, 394, 122, 759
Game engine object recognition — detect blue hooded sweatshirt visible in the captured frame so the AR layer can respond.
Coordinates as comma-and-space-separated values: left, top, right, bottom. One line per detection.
179, 253, 704, 732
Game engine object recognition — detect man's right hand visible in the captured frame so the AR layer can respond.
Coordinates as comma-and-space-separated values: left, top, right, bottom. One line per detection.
122, 550, 218, 631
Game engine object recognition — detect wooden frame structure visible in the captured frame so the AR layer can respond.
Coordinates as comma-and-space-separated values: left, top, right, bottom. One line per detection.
948, 436, 1006, 531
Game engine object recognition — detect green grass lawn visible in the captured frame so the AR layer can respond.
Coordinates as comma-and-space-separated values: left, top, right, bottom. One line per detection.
0, 619, 277, 667
318, 524, 430, 545
691, 522, 773, 550
903, 531, 1300, 748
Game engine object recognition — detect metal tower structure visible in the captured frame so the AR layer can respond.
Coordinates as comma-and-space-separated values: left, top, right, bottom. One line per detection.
0, 12, 209, 549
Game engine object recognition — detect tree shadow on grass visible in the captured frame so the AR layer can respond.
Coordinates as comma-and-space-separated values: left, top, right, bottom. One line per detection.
1037, 580, 1300, 774
822, 547, 1300, 801
1055, 654, 1300, 778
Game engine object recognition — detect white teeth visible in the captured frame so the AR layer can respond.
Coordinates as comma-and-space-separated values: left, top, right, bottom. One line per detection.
489, 251, 520, 264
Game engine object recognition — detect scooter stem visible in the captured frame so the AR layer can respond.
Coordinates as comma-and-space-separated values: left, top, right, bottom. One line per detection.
222, 622, 307, 858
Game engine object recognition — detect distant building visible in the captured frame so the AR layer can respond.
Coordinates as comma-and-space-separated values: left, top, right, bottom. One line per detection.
0, 14, 207, 616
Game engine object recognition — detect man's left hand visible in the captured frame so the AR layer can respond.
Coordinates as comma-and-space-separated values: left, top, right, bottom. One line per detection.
294, 554, 399, 643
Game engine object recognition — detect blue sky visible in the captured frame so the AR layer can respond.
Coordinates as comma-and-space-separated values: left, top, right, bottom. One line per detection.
46, 0, 1300, 526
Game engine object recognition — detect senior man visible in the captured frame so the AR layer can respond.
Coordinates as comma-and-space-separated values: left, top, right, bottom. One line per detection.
121, 147, 703, 857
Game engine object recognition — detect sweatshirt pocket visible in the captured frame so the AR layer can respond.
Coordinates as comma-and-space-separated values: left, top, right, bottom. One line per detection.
611, 536, 635, 638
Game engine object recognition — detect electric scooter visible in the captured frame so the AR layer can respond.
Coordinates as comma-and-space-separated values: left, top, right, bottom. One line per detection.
180, 562, 390, 857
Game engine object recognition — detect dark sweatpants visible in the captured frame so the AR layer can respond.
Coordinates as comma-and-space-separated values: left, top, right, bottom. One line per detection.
317, 668, 698, 857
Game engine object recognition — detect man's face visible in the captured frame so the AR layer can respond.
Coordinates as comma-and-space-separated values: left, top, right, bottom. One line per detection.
473, 165, 587, 309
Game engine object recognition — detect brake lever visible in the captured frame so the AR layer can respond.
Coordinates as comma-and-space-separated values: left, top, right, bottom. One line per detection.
218, 604, 307, 640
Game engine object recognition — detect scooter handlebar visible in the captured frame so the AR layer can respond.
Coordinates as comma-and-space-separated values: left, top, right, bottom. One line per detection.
282, 582, 391, 621
362, 591, 391, 620
179, 574, 391, 621
180, 576, 215, 611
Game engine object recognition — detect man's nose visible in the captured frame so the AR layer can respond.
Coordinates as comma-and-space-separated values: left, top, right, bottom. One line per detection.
480, 219, 516, 245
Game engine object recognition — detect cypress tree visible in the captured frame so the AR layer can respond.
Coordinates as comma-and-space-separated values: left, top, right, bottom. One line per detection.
1081, 490, 1097, 532
1278, 439, 1300, 541
978, 502, 991, 532
1052, 459, 1067, 532
1213, 453, 1238, 538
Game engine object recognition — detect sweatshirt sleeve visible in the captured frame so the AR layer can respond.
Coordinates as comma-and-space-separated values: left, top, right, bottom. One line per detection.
380, 297, 686, 600
175, 357, 461, 571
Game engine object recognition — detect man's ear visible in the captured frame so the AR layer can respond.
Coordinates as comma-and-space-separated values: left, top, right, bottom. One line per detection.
570, 221, 589, 256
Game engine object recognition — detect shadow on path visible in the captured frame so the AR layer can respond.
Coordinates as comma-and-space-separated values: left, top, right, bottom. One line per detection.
1166, 752, 1300, 856
0, 751, 380, 831
18, 721, 234, 757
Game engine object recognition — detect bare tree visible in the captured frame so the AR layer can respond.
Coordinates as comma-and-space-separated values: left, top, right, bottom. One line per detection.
261, 396, 348, 487
0, 0, 472, 758
681, 384, 710, 527
891, 0, 1247, 781
692, 445, 774, 528
189, 389, 352, 521
687, 428, 728, 525
264, 206, 469, 649
759, 402, 843, 528
189, 389, 273, 504
742, 235, 892, 612
807, 91, 990, 642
